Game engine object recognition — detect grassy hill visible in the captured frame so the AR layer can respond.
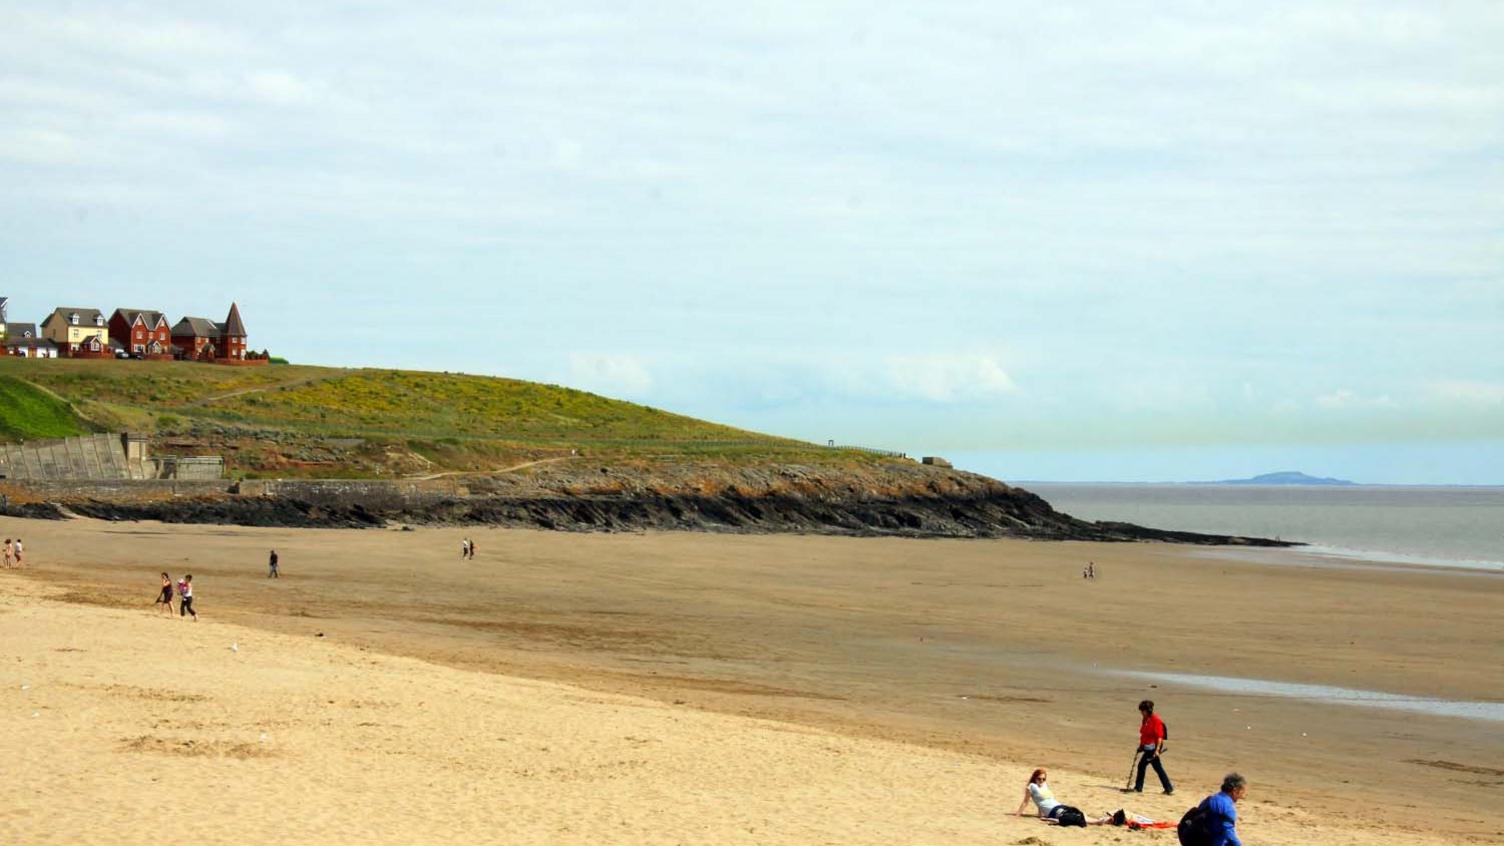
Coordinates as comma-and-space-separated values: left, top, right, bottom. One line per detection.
0, 358, 866, 478
0, 375, 96, 441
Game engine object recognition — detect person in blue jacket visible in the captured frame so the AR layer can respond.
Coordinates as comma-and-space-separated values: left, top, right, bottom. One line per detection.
1196, 773, 1247, 846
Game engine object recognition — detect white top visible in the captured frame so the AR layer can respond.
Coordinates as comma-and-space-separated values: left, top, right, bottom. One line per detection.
1027, 782, 1059, 816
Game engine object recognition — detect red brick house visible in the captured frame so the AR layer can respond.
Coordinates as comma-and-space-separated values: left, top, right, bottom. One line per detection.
171, 316, 221, 360
109, 308, 174, 359
171, 303, 251, 362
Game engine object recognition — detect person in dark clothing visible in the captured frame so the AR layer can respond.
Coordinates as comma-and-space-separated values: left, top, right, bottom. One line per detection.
1194, 773, 1246, 846
268, 549, 279, 579
1134, 699, 1174, 794
179, 574, 197, 620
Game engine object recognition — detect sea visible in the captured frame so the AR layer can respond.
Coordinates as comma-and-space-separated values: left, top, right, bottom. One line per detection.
1017, 483, 1504, 572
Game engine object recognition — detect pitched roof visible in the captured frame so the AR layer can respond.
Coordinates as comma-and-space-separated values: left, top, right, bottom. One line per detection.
42, 307, 105, 327
172, 316, 221, 338
5, 322, 37, 338
3, 336, 55, 349
223, 302, 246, 337
113, 308, 169, 329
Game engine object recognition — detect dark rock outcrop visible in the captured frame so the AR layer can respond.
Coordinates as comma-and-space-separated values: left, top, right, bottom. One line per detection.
35, 462, 1297, 546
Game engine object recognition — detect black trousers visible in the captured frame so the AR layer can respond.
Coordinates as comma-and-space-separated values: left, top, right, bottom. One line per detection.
1135, 746, 1172, 792
180, 596, 196, 617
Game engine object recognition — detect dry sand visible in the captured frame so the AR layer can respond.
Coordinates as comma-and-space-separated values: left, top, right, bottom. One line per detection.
2, 516, 1501, 844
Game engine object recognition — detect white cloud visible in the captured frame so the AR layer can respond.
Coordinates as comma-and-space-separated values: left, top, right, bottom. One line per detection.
567, 353, 654, 397
1431, 380, 1504, 406
1315, 389, 1398, 409
245, 70, 320, 107
882, 353, 1015, 403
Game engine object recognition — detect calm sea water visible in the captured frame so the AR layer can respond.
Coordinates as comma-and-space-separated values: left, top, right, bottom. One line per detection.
1020, 483, 1504, 571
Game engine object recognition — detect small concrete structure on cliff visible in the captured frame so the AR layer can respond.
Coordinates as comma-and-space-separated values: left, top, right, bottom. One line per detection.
0, 433, 223, 481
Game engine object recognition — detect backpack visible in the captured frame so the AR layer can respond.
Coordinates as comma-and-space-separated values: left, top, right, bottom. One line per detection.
1056, 807, 1088, 828
1177, 804, 1209, 846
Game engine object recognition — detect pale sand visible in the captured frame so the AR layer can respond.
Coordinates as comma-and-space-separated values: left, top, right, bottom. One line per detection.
3, 517, 1501, 844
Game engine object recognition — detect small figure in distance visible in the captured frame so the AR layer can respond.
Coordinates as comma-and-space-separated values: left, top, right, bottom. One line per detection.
467, 537, 476, 560
268, 549, 279, 579
179, 574, 197, 621
461, 538, 470, 559
1016, 768, 1116, 827
1184, 772, 1247, 846
12, 537, 22, 568
3, 538, 12, 569
155, 572, 174, 616
1088, 561, 1095, 579
1133, 699, 1174, 794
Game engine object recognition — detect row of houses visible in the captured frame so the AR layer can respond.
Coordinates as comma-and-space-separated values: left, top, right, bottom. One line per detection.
0, 298, 260, 363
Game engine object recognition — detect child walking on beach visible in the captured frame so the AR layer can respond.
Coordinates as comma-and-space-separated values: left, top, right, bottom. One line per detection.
12, 538, 22, 568
3, 538, 12, 568
179, 574, 197, 620
156, 572, 175, 616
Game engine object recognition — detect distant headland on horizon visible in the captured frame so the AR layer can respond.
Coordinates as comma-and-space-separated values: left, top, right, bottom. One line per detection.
1202, 470, 1357, 486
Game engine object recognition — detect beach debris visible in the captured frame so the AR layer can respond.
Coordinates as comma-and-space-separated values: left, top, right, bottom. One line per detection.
21, 684, 30, 691
259, 732, 269, 743
31, 711, 40, 718
230, 641, 239, 653
1246, 725, 1252, 730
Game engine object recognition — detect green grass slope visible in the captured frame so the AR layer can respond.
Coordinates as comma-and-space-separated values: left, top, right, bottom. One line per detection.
0, 358, 866, 476
0, 375, 94, 441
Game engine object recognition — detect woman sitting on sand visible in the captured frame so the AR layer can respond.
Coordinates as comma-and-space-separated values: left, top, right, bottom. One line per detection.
1016, 769, 1117, 826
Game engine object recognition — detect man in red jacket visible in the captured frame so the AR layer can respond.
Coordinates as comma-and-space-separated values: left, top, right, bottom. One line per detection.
1134, 699, 1174, 794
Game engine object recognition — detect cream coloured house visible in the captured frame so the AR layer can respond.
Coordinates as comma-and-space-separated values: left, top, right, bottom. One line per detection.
40, 306, 110, 357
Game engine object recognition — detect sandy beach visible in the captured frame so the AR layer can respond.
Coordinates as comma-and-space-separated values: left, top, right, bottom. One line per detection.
3, 516, 1501, 844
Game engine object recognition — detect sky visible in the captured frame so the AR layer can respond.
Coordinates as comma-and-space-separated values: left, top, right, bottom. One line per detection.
2, 2, 1501, 483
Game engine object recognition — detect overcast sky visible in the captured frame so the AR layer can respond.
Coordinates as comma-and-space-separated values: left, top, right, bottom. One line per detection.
2, 2, 1501, 482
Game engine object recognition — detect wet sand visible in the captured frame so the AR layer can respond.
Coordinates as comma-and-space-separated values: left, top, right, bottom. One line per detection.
4, 516, 1501, 843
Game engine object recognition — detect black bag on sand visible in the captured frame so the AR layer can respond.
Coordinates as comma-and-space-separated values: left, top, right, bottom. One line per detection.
1056, 807, 1088, 828
1177, 804, 1210, 846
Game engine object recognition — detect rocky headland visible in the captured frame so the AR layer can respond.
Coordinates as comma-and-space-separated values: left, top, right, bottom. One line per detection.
5, 461, 1295, 546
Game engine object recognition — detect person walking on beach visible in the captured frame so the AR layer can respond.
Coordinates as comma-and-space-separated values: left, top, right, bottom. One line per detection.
461, 538, 470, 559
1184, 773, 1246, 845
3, 538, 12, 568
467, 537, 476, 559
155, 572, 175, 615
268, 549, 279, 579
12, 538, 22, 568
179, 574, 197, 621
1088, 561, 1095, 579
1133, 699, 1173, 794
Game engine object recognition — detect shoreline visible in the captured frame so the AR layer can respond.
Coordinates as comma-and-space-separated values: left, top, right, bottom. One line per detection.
3, 516, 1499, 843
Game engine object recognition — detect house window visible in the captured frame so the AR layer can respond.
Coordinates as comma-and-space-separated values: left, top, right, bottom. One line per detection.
70, 313, 79, 325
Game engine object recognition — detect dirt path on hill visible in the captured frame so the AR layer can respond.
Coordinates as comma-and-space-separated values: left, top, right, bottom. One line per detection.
182, 372, 342, 408
407, 455, 578, 481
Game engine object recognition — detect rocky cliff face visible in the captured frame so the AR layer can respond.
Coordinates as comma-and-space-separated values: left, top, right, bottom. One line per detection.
34, 461, 1294, 546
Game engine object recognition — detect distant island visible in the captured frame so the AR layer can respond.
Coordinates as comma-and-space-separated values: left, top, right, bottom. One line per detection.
1208, 471, 1356, 486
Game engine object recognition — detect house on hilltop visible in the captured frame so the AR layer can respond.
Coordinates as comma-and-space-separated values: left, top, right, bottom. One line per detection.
2, 323, 58, 358
109, 308, 175, 359
41, 306, 111, 358
171, 303, 252, 363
